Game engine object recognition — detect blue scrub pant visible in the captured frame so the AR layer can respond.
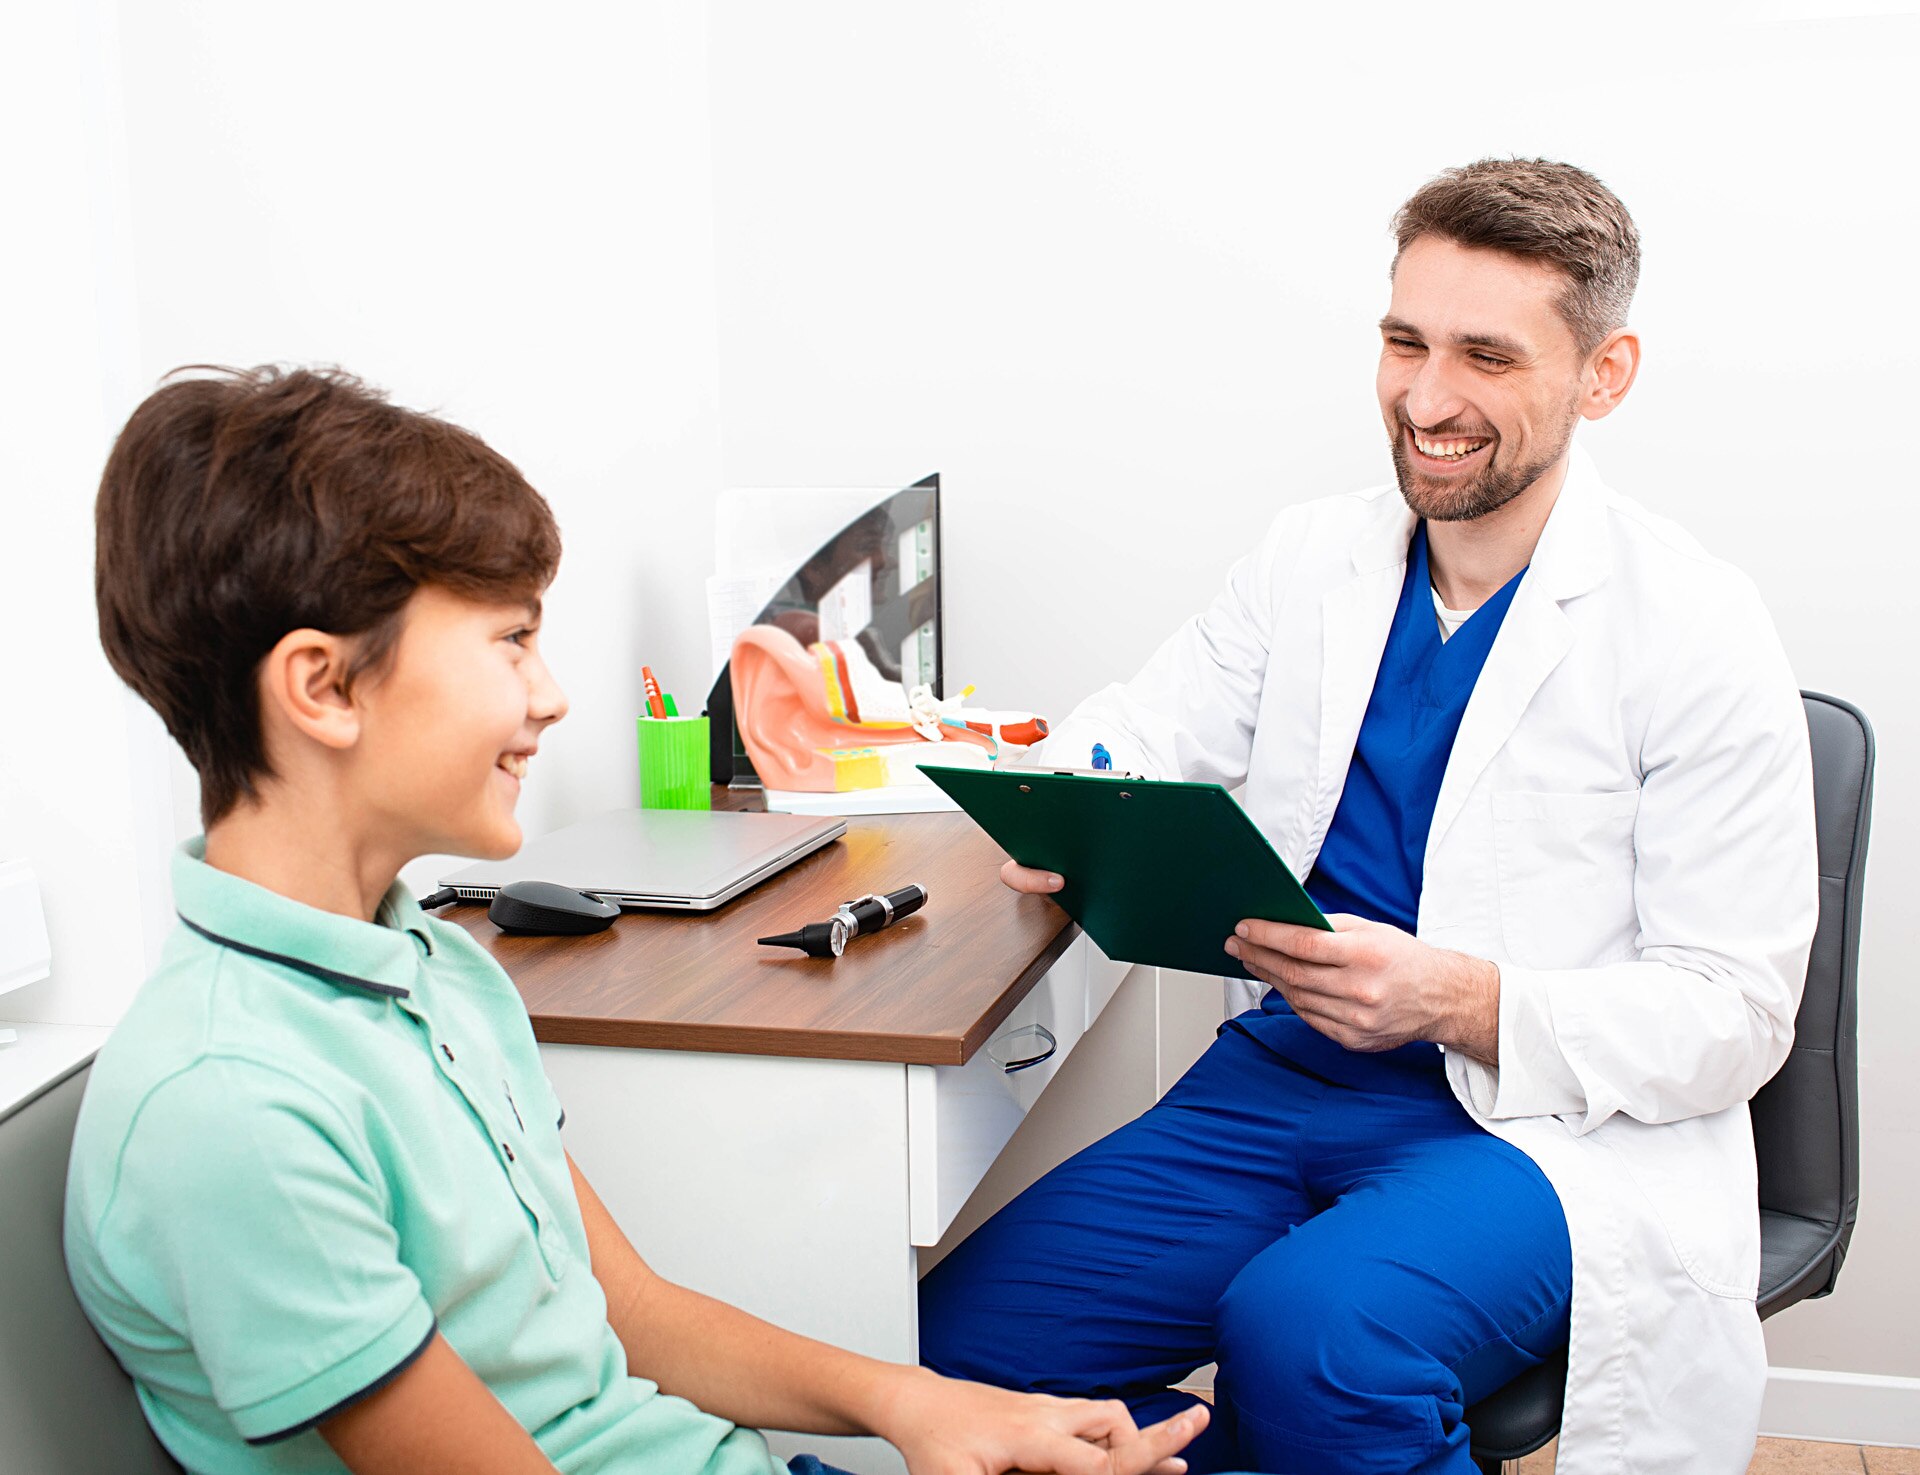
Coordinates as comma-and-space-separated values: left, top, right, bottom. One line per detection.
919, 1024, 1572, 1475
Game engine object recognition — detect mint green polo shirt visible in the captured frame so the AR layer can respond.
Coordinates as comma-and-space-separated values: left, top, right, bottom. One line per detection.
64, 838, 785, 1475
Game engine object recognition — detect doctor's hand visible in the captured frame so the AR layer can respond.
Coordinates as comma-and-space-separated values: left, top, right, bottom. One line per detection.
879, 1368, 1206, 1475
1001, 860, 1066, 895
1226, 914, 1502, 1065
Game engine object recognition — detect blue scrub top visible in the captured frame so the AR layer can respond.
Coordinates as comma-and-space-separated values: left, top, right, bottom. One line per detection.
1230, 522, 1527, 1090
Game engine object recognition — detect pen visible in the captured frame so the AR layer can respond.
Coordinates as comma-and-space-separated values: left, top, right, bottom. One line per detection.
642, 665, 667, 720
1091, 743, 1112, 771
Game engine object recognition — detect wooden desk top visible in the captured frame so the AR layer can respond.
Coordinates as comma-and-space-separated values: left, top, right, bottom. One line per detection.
442, 789, 1078, 1066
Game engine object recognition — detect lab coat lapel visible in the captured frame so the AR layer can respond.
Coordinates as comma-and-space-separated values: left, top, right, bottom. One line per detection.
1425, 448, 1612, 860
1310, 494, 1416, 864
1425, 581, 1574, 859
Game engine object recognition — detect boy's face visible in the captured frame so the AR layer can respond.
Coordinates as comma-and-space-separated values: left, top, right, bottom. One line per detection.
350, 584, 568, 861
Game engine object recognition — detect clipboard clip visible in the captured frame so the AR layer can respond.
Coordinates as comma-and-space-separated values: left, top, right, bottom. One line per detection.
1001, 765, 1145, 782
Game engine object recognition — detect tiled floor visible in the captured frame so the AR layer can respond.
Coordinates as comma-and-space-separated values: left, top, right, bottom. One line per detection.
1176, 1386, 1919, 1469
1509, 1438, 1920, 1472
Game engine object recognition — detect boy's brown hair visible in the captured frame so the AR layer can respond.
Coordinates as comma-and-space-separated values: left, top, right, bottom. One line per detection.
1391, 157, 1641, 355
96, 365, 562, 828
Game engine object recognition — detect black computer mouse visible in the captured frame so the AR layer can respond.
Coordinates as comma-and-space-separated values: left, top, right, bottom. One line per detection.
488, 880, 621, 936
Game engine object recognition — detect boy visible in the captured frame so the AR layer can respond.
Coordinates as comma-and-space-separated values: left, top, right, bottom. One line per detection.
68, 366, 1206, 1475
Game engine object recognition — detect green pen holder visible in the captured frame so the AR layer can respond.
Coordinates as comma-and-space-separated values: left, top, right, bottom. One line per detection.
637, 715, 711, 810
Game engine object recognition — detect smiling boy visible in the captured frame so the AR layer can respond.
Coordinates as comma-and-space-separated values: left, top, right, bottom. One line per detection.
67, 366, 1205, 1475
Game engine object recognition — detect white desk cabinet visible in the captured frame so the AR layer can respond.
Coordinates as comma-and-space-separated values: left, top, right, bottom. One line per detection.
543, 936, 1142, 1473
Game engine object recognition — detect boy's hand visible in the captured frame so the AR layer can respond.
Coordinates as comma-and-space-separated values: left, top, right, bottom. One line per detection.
877, 1367, 1206, 1475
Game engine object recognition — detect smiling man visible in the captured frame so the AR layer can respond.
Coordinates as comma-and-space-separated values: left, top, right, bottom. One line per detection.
918, 160, 1819, 1475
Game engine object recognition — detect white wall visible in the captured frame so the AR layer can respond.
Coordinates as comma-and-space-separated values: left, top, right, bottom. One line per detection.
0, 0, 163, 1027
109, 0, 728, 893
703, 0, 1919, 1382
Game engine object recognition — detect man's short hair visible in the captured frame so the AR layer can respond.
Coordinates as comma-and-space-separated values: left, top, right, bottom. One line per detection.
1391, 158, 1641, 355
96, 365, 562, 828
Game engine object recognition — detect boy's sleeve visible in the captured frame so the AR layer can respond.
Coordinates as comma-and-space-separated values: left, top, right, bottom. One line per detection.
97, 1057, 436, 1444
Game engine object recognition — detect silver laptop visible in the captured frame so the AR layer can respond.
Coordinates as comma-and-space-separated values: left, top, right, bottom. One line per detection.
440, 808, 847, 911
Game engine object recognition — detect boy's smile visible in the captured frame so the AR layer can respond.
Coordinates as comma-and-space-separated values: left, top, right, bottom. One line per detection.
352, 585, 569, 864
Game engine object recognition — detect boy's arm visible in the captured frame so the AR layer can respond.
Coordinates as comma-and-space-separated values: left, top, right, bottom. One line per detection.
567, 1156, 1203, 1475
320, 1335, 560, 1474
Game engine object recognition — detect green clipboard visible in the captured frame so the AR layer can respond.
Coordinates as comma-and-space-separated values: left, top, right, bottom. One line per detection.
922, 766, 1331, 981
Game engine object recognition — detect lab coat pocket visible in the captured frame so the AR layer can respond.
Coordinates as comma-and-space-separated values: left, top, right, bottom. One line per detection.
1595, 1107, 1761, 1299
1493, 789, 1641, 970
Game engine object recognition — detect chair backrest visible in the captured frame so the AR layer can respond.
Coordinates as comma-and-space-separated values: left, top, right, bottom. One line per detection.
0, 1060, 182, 1473
1467, 691, 1877, 1465
1749, 691, 1873, 1313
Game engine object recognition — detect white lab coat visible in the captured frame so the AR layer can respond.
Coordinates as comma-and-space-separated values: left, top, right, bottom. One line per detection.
1040, 446, 1818, 1474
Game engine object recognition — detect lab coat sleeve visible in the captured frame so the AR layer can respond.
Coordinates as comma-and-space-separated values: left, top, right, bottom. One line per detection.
1464, 575, 1819, 1134
1036, 509, 1303, 783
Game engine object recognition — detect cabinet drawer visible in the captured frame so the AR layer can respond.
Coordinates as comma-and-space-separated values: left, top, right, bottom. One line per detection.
905, 934, 1088, 1246
1085, 939, 1129, 1029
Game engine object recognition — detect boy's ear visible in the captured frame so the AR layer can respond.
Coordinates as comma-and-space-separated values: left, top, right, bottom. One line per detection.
259, 629, 362, 752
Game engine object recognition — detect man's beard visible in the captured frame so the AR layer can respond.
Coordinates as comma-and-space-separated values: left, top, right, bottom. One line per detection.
1388, 405, 1578, 523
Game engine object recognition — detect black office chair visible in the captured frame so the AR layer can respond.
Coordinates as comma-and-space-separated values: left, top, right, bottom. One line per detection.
1466, 691, 1873, 1473
0, 1059, 185, 1473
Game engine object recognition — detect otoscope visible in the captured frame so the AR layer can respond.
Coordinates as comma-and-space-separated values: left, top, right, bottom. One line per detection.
758, 884, 929, 959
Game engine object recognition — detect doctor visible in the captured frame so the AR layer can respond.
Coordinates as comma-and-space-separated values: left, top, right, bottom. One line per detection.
919, 158, 1818, 1475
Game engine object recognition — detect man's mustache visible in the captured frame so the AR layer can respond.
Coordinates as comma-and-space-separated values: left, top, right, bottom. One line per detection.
1397, 414, 1497, 441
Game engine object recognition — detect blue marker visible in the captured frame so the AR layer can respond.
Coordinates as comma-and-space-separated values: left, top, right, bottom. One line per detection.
1091, 743, 1112, 772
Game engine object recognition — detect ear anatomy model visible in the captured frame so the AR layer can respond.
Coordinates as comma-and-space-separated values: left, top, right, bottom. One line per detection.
729, 625, 1047, 793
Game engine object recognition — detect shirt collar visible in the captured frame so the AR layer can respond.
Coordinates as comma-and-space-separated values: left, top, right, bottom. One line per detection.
172, 837, 433, 999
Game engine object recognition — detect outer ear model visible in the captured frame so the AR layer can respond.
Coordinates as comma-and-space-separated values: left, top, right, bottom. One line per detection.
729, 625, 994, 792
